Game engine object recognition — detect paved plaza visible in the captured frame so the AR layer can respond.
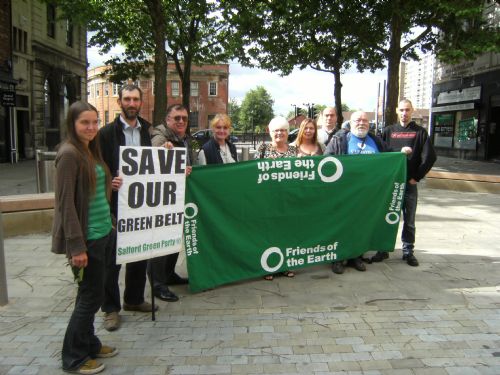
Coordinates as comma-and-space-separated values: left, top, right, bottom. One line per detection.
1, 187, 500, 375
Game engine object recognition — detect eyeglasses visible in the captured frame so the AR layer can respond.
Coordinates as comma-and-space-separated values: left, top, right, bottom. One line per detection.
170, 115, 188, 122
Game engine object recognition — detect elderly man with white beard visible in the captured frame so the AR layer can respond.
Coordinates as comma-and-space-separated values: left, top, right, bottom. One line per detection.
324, 111, 387, 274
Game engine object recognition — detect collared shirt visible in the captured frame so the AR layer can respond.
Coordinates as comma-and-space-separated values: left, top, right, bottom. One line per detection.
120, 115, 142, 146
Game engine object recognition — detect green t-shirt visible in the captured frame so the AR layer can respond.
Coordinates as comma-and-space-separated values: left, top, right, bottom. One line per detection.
87, 164, 112, 240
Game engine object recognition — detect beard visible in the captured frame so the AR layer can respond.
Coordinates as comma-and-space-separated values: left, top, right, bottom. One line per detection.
123, 107, 139, 120
352, 127, 368, 138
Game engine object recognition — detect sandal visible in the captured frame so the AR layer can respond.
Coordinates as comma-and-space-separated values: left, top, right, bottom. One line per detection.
282, 270, 295, 278
264, 275, 274, 281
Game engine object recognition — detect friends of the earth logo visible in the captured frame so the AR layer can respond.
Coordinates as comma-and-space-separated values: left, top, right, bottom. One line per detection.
184, 203, 199, 257
386, 182, 405, 224
256, 156, 343, 184
260, 243, 340, 272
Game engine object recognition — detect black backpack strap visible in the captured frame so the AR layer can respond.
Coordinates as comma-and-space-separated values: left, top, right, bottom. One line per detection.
325, 131, 335, 146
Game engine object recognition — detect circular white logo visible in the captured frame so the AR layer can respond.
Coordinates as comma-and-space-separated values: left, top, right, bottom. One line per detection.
184, 203, 199, 219
317, 156, 343, 183
260, 247, 284, 273
385, 212, 400, 224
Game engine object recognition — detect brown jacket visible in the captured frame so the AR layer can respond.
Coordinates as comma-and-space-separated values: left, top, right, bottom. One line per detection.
51, 142, 90, 258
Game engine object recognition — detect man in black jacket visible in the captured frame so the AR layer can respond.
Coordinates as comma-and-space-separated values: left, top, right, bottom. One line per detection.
147, 104, 190, 302
98, 84, 157, 332
325, 111, 386, 274
372, 99, 436, 267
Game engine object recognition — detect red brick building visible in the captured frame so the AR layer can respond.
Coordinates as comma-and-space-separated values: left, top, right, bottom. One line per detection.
88, 63, 229, 130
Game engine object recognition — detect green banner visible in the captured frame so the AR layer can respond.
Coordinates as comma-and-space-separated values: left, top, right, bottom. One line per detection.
184, 152, 406, 292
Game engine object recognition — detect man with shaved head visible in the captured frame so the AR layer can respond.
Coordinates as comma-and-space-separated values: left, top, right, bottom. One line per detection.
317, 107, 338, 147
371, 99, 436, 267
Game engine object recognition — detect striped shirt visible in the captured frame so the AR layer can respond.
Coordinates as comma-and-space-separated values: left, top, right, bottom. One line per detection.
87, 164, 112, 240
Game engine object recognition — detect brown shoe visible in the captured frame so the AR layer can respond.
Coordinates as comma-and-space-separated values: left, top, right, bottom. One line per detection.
96, 345, 118, 358
64, 359, 105, 374
123, 301, 158, 312
103, 312, 120, 332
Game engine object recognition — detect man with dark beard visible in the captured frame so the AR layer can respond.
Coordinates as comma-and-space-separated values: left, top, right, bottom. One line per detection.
324, 111, 387, 274
98, 84, 157, 332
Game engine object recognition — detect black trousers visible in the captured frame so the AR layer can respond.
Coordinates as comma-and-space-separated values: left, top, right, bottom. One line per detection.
147, 252, 179, 291
101, 230, 147, 313
62, 232, 113, 371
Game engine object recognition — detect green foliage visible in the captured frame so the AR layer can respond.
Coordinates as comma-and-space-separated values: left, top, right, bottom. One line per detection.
228, 98, 241, 129
54, 0, 231, 125
239, 87, 274, 133
221, 0, 384, 126
362, 0, 500, 124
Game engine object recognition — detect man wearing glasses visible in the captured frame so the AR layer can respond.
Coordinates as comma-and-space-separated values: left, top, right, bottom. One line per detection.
148, 104, 191, 302
98, 84, 157, 332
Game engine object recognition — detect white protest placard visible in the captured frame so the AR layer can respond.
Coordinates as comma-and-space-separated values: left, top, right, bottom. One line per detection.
116, 146, 186, 264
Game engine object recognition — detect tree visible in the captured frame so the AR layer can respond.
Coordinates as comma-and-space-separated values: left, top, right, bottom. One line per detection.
228, 98, 241, 129
239, 87, 274, 133
365, 0, 500, 125
222, 0, 383, 127
55, 0, 230, 127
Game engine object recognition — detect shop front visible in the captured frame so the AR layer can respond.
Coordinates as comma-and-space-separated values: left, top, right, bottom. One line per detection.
431, 69, 500, 161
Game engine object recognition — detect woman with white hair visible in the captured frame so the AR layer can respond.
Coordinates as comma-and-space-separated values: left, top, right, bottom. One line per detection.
255, 116, 298, 159
255, 116, 297, 280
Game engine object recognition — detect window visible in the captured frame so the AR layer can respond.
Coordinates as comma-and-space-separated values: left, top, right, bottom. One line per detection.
96, 84, 100, 97
189, 111, 199, 129
209, 81, 217, 96
66, 19, 73, 47
12, 27, 28, 53
104, 84, 109, 97
172, 80, 180, 97
89, 84, 94, 98
47, 4, 56, 38
191, 81, 199, 97
104, 111, 109, 125
63, 85, 70, 118
112, 83, 120, 96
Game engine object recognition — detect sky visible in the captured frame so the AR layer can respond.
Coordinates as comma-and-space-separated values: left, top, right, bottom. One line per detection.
87, 45, 388, 117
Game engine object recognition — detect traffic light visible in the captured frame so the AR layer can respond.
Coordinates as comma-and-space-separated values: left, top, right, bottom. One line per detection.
311, 106, 318, 119
295, 107, 303, 117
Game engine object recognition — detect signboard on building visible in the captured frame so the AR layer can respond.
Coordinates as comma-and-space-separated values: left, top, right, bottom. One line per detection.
436, 86, 481, 105
433, 114, 454, 148
1, 90, 15, 107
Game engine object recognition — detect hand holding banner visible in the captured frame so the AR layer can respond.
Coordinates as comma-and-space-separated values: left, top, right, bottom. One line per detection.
184, 153, 406, 292
116, 146, 187, 264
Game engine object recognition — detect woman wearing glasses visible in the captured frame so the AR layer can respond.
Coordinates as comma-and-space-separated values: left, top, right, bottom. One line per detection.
255, 116, 298, 159
291, 118, 325, 157
255, 116, 297, 280
198, 114, 238, 165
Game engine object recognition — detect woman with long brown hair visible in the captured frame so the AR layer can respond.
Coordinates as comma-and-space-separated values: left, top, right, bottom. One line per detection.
52, 101, 122, 374
291, 118, 325, 156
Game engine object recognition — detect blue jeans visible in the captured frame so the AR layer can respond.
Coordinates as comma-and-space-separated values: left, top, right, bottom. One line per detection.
62, 232, 113, 371
402, 183, 418, 255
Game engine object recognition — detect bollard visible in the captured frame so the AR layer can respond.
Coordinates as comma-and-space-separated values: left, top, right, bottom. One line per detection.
0, 210, 8, 306
240, 146, 250, 161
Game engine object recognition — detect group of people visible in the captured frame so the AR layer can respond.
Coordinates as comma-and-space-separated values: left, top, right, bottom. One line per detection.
51, 85, 192, 374
51, 83, 435, 374
251, 102, 435, 276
